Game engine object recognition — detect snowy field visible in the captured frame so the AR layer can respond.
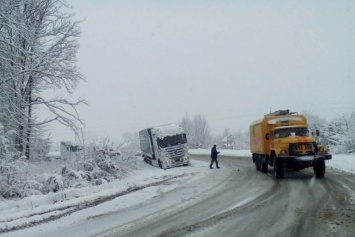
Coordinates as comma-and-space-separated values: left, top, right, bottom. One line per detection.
0, 149, 354, 236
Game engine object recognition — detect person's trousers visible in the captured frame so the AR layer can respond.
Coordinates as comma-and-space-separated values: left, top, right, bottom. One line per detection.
210, 157, 219, 168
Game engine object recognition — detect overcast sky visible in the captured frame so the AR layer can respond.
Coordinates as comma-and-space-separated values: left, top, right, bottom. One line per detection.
42, 0, 355, 143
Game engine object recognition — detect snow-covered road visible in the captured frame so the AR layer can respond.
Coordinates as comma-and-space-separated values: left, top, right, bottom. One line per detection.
98, 155, 355, 237
2, 150, 355, 237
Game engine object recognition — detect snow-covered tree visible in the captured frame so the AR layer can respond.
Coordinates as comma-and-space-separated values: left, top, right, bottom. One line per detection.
0, 0, 85, 159
323, 121, 341, 147
120, 132, 140, 156
327, 111, 355, 153
0, 122, 42, 198
212, 128, 249, 150
302, 110, 327, 132
29, 127, 52, 160
181, 114, 211, 148
233, 129, 250, 150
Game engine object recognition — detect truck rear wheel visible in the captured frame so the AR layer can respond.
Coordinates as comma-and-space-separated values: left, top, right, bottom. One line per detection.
313, 160, 325, 178
273, 158, 284, 179
261, 162, 268, 173
255, 160, 260, 171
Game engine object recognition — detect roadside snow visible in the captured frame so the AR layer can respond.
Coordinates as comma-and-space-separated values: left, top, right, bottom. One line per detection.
0, 157, 212, 236
326, 154, 355, 175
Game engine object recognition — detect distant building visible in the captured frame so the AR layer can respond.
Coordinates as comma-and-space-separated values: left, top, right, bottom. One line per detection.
221, 134, 235, 149
60, 141, 83, 159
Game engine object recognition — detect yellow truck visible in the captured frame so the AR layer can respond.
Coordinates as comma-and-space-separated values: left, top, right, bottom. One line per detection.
249, 110, 331, 179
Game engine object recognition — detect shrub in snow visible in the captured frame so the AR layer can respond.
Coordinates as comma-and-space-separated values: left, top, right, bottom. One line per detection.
93, 152, 120, 175
0, 159, 26, 198
78, 138, 137, 182
0, 126, 41, 199
61, 166, 89, 189
0, 158, 43, 198
53, 192, 68, 203
324, 112, 355, 154
43, 174, 64, 193
21, 180, 43, 197
1, 134, 138, 199
30, 133, 52, 161
43, 167, 90, 194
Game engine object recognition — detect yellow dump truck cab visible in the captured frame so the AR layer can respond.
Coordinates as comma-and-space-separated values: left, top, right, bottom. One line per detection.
250, 110, 332, 179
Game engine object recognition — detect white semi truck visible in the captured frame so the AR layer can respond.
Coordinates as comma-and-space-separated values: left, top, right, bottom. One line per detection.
139, 124, 190, 169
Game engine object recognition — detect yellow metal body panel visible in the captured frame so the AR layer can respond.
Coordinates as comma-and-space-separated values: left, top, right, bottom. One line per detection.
249, 114, 312, 156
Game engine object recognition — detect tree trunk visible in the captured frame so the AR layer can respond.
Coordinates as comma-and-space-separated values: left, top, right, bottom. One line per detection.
25, 76, 33, 160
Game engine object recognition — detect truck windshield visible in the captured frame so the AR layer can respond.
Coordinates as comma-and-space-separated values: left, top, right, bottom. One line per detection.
157, 133, 187, 148
273, 127, 309, 138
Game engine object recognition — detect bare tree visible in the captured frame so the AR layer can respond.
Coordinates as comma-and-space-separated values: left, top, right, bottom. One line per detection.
0, 0, 85, 159
181, 114, 211, 148
330, 111, 355, 153
181, 114, 193, 144
233, 129, 249, 150
192, 114, 211, 148
120, 132, 140, 156
302, 110, 327, 132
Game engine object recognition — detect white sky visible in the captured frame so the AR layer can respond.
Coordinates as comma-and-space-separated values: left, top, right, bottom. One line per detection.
42, 0, 355, 143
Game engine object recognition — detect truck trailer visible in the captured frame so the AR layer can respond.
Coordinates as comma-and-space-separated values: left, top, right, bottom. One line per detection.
139, 124, 190, 169
249, 110, 331, 179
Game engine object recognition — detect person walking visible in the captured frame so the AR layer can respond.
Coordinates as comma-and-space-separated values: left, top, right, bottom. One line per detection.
210, 145, 220, 169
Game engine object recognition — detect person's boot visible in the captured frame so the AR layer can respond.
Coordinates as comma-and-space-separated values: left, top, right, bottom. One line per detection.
210, 167, 213, 169
217, 166, 221, 168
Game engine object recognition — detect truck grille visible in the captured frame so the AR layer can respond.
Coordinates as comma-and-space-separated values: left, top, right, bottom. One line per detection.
165, 144, 186, 161
289, 143, 316, 156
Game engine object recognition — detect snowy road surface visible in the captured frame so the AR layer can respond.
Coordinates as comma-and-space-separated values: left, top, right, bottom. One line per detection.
3, 154, 355, 237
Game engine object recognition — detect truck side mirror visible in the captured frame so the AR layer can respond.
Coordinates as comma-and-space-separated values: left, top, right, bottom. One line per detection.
316, 129, 320, 136
265, 133, 270, 140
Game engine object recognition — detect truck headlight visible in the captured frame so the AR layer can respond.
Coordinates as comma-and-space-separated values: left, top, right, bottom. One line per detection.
319, 147, 324, 152
280, 150, 286, 155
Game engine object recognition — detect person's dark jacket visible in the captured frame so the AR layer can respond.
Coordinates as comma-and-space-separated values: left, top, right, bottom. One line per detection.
211, 146, 220, 159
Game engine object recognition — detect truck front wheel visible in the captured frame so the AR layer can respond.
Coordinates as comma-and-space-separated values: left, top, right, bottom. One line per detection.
273, 158, 284, 179
313, 160, 325, 178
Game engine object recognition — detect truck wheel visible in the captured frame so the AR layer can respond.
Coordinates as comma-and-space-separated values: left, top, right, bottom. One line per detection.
255, 159, 261, 171
261, 162, 268, 173
313, 160, 325, 178
273, 158, 284, 179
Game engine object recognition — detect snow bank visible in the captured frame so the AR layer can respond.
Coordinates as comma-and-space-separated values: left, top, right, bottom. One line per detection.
0, 158, 210, 234
327, 154, 355, 174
